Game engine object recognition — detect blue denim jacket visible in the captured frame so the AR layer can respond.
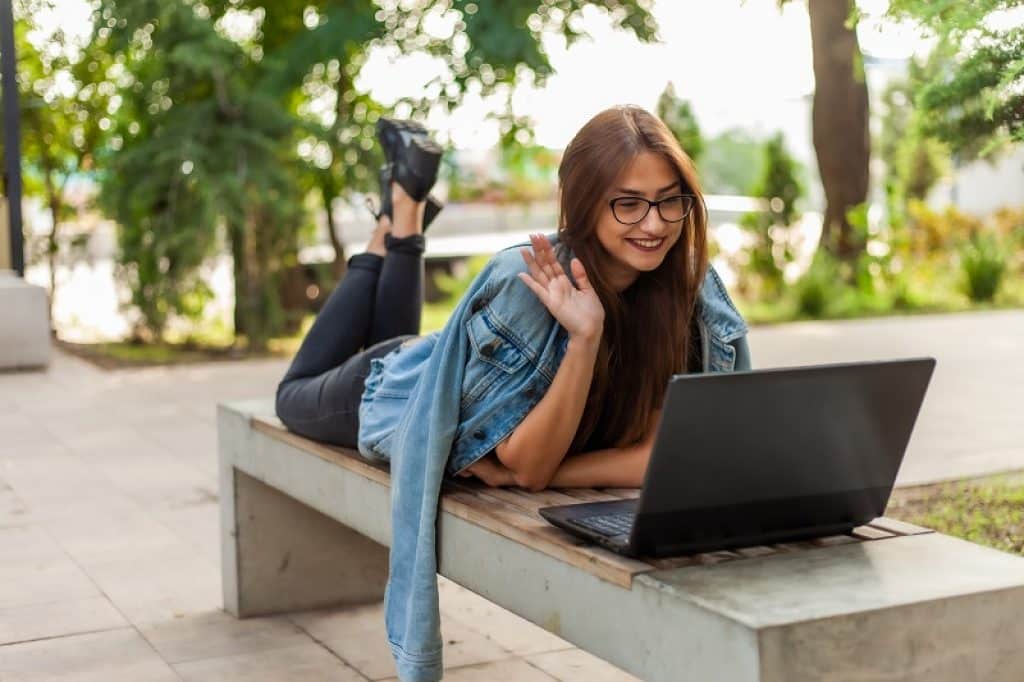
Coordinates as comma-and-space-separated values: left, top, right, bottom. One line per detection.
356, 234, 750, 681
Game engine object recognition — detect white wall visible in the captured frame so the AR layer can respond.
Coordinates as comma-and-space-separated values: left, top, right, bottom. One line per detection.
930, 147, 1024, 217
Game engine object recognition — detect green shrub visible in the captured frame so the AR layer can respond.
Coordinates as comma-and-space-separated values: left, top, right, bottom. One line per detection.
888, 268, 918, 310
795, 253, 841, 317
960, 233, 1007, 302
737, 131, 805, 299
434, 255, 492, 303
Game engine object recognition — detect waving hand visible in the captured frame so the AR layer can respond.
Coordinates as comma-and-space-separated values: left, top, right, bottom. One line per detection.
517, 234, 605, 342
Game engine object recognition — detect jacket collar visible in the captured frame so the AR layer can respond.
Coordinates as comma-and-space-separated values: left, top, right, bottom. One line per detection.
697, 266, 748, 343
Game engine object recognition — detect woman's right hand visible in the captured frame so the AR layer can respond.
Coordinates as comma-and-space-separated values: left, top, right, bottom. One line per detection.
517, 234, 605, 342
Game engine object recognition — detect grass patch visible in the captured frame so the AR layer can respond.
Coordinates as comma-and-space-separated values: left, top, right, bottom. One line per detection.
58, 339, 260, 369
888, 472, 1024, 556
58, 306, 449, 370
422, 301, 457, 334
739, 295, 1024, 326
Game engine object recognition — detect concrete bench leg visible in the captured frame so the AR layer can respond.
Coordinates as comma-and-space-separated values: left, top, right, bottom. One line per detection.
220, 444, 389, 617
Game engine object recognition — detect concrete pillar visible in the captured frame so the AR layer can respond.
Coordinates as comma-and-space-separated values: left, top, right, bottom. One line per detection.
0, 270, 51, 370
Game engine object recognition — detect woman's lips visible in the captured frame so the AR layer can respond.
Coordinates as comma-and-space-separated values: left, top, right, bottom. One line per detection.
625, 237, 665, 252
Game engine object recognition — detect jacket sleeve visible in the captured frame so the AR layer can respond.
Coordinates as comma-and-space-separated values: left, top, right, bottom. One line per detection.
382, 261, 498, 682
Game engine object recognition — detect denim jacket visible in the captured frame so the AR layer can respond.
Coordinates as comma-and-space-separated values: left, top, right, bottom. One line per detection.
356, 234, 750, 681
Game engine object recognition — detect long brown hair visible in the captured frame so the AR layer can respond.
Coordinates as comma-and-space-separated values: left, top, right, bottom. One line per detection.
558, 105, 709, 453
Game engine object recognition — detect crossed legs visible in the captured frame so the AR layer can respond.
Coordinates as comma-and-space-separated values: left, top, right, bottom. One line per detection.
275, 184, 425, 447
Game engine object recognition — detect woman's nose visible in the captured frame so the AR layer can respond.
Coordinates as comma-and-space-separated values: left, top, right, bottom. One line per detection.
638, 207, 669, 235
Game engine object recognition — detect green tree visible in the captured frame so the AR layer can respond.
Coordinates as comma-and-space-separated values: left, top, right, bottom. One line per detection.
6, 0, 110, 317
96, 1, 302, 347
887, 0, 1024, 154
878, 58, 950, 205
655, 81, 704, 162
95, 0, 659, 349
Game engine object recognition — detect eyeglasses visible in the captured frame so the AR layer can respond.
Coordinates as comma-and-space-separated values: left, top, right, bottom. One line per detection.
608, 194, 696, 225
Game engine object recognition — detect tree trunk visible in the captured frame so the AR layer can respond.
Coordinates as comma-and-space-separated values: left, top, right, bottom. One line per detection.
325, 67, 350, 280
321, 181, 347, 280
248, 207, 271, 353
229, 218, 249, 345
808, 0, 870, 263
47, 198, 59, 318
43, 170, 60, 319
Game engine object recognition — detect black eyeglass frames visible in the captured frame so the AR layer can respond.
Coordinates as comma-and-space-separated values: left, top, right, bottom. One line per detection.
608, 194, 696, 225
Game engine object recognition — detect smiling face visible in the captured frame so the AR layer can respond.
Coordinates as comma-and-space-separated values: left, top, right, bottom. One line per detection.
594, 151, 687, 291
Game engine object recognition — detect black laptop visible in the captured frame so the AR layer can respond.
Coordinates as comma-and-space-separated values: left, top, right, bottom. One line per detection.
539, 358, 936, 557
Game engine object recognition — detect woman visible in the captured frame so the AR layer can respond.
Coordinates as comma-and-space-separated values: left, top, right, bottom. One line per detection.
276, 105, 750, 682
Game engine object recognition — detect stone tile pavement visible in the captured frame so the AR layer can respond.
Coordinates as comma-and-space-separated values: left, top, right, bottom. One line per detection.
1, 309, 1021, 679
0, 351, 633, 681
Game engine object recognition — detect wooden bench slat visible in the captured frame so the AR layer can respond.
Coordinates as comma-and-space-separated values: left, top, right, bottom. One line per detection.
461, 485, 548, 515
601, 488, 641, 499
645, 555, 704, 571
444, 491, 576, 542
252, 418, 391, 485
810, 534, 860, 547
733, 545, 779, 558
443, 491, 650, 587
513, 487, 589, 508
694, 550, 744, 565
771, 541, 821, 553
850, 525, 895, 540
560, 488, 621, 503
869, 517, 933, 536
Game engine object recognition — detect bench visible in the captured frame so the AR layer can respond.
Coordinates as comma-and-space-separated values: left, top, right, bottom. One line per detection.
219, 399, 1024, 681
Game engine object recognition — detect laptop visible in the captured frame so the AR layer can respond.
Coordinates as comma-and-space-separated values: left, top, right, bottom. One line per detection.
539, 358, 936, 557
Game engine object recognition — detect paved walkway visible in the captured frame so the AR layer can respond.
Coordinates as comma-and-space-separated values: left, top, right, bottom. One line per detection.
748, 309, 1024, 486
1, 352, 622, 680
1, 310, 1021, 679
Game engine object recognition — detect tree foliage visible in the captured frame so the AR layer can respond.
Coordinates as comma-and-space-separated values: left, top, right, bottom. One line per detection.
887, 0, 1024, 153
95, 0, 301, 345
92, 0, 659, 347
878, 56, 950, 205
6, 0, 110, 314
655, 81, 704, 163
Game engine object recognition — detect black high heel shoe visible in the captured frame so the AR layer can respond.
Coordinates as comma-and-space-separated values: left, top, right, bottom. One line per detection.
376, 116, 444, 222
365, 164, 442, 232
376, 118, 442, 196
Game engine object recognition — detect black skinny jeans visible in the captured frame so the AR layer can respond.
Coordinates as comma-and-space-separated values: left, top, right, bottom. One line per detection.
275, 233, 425, 447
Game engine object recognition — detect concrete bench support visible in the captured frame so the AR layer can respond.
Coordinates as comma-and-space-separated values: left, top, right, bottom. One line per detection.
219, 399, 1024, 682
219, 401, 388, 617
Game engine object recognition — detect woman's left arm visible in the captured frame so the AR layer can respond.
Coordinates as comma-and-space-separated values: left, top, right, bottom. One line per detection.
460, 442, 649, 489
545, 407, 660, 487
544, 442, 650, 488
462, 409, 661, 489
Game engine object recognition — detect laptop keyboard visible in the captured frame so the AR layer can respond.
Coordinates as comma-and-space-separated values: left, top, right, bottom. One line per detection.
576, 512, 635, 537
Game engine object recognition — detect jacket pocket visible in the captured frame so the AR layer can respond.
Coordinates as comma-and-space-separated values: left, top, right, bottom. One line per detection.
463, 309, 529, 404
